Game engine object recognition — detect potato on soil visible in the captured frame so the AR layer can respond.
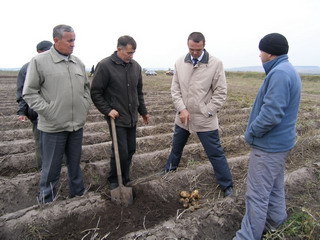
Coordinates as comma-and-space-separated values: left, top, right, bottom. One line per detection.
182, 202, 189, 208
190, 189, 199, 199
180, 191, 190, 198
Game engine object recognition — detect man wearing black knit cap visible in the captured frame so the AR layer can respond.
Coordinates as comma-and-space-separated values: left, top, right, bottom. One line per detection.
36, 40, 53, 52
16, 40, 53, 170
233, 33, 301, 239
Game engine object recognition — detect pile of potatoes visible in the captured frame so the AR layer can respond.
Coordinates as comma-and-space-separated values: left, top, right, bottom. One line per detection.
179, 190, 201, 210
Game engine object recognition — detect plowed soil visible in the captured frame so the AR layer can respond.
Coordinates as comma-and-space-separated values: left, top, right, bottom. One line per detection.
0, 71, 319, 240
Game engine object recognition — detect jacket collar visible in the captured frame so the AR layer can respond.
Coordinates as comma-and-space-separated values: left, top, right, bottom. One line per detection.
111, 51, 132, 66
50, 47, 77, 64
184, 49, 209, 64
263, 54, 288, 74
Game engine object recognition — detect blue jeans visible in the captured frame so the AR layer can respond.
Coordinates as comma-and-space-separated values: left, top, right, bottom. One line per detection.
165, 125, 233, 190
39, 129, 85, 203
235, 148, 289, 240
108, 125, 136, 185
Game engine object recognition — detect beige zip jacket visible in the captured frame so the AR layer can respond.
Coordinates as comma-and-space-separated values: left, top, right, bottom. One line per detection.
171, 50, 227, 132
23, 47, 91, 133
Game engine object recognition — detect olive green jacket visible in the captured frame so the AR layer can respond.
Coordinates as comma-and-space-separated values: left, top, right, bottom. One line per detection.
23, 47, 91, 133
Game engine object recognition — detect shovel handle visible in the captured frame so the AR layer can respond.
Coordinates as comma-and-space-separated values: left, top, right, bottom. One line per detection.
111, 118, 124, 187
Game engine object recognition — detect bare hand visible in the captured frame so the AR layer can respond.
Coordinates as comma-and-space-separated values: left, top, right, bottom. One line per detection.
179, 109, 190, 126
108, 109, 119, 119
18, 115, 27, 122
142, 114, 150, 125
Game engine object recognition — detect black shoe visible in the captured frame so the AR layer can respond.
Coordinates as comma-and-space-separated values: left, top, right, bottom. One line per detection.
110, 182, 119, 190
263, 221, 277, 234
223, 187, 233, 197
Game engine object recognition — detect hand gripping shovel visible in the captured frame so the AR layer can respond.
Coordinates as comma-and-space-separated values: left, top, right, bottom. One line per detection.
110, 118, 133, 206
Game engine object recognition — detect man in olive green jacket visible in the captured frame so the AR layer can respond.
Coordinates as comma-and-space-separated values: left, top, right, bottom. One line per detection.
163, 32, 233, 197
23, 24, 91, 203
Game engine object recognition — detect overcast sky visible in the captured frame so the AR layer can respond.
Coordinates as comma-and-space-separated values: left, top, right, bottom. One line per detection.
1, 0, 319, 70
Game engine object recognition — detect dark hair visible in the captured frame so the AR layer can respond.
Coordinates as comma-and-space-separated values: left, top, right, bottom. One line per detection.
53, 24, 74, 39
188, 32, 205, 45
117, 35, 137, 50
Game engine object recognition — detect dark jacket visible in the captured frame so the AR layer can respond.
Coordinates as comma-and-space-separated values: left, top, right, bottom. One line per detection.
90, 52, 148, 127
16, 62, 38, 123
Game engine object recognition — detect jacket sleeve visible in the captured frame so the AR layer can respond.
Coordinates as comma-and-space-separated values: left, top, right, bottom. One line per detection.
247, 70, 290, 138
90, 62, 112, 116
16, 63, 28, 116
171, 64, 186, 112
207, 61, 227, 114
137, 67, 148, 115
22, 58, 51, 118
83, 66, 92, 110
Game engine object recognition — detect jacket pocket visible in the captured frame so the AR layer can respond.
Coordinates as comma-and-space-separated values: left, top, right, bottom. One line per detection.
199, 102, 210, 117
74, 71, 86, 93
44, 101, 56, 121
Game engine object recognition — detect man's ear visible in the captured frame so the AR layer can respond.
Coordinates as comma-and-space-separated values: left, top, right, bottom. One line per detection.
53, 37, 59, 44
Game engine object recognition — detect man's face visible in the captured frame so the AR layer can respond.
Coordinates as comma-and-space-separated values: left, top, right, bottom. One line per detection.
117, 44, 135, 63
188, 40, 204, 59
54, 32, 75, 55
259, 50, 273, 63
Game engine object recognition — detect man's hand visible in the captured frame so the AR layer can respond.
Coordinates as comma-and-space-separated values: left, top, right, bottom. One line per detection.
108, 109, 119, 119
18, 115, 27, 122
142, 114, 150, 125
179, 109, 190, 126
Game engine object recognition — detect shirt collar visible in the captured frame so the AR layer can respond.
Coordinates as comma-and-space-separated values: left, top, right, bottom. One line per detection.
191, 50, 205, 62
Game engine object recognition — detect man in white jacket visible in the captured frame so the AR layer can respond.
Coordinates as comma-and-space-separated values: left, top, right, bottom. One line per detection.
163, 32, 233, 197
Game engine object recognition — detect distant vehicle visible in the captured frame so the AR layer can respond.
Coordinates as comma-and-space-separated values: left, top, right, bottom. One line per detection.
165, 70, 174, 76
145, 70, 157, 76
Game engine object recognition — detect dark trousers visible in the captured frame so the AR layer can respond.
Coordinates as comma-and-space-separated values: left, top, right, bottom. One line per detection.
108, 125, 136, 185
165, 125, 233, 190
39, 129, 85, 203
32, 121, 41, 170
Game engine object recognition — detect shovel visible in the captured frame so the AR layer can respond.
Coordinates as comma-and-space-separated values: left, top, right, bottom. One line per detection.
110, 118, 133, 206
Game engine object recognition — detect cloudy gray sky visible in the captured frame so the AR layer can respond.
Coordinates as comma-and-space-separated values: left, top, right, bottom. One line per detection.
1, 0, 319, 69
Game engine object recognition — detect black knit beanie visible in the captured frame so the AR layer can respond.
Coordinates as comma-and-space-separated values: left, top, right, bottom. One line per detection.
259, 33, 289, 56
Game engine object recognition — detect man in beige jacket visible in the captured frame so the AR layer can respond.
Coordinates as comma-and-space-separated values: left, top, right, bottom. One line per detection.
163, 32, 233, 197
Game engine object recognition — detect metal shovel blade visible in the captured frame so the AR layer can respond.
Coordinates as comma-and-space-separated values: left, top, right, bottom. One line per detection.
110, 185, 133, 206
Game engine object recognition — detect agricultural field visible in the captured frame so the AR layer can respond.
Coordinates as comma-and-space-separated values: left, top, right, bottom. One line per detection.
0, 71, 319, 239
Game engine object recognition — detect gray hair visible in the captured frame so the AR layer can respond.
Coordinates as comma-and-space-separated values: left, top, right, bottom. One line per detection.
117, 35, 137, 50
53, 24, 74, 39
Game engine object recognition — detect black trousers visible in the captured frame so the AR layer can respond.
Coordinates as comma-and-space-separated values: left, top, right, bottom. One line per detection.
108, 125, 136, 185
